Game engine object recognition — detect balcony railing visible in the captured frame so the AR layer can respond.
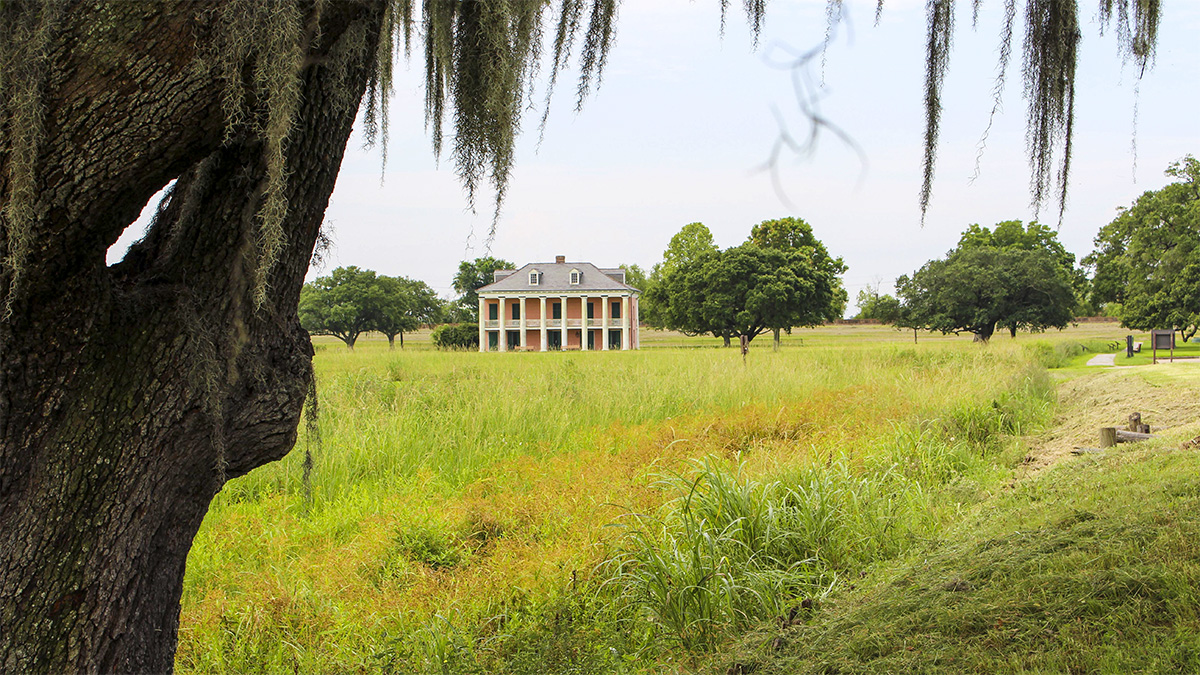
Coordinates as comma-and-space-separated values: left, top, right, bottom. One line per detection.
483, 320, 499, 329
526, 319, 541, 328
584, 319, 626, 328
504, 320, 521, 328
566, 319, 583, 328
546, 319, 562, 328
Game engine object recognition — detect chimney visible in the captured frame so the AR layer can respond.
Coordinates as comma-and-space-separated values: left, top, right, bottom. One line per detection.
555, 255, 566, 264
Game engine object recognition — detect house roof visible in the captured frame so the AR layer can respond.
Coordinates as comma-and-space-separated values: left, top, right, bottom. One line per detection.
479, 260, 639, 294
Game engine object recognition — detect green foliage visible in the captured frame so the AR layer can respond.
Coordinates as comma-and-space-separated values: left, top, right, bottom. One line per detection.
957, 220, 1089, 312
453, 256, 515, 319
618, 263, 648, 292
371, 275, 418, 348
430, 322, 479, 350
661, 222, 719, 275
299, 266, 387, 349
1086, 155, 1200, 342
375, 275, 443, 348
853, 286, 902, 323
648, 220, 846, 343
747, 216, 820, 253
300, 266, 439, 349
897, 238, 1075, 342
645, 222, 721, 332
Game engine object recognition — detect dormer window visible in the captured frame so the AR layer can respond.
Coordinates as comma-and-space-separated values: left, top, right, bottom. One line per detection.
569, 269, 581, 285
529, 269, 540, 285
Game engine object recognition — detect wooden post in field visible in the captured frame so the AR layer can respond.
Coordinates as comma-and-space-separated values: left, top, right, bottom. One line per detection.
740, 334, 749, 364
1128, 412, 1141, 432
1100, 427, 1118, 448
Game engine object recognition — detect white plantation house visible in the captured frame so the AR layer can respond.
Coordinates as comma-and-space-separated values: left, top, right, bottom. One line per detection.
477, 256, 640, 352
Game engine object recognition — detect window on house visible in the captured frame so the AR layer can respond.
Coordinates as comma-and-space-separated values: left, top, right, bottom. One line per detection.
586, 302, 595, 319
552, 302, 562, 320
611, 301, 621, 319
488, 303, 498, 321
512, 303, 521, 320
569, 269, 581, 285
529, 270, 539, 285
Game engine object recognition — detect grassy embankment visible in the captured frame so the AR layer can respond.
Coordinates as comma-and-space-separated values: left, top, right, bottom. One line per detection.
176, 323, 1194, 672
708, 362, 1200, 674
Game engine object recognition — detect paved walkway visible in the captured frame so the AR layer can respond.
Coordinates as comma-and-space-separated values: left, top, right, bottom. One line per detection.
1087, 353, 1117, 366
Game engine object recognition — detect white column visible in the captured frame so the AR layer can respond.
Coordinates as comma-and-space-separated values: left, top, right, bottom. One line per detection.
602, 294, 610, 351
560, 295, 568, 349
478, 297, 486, 352
632, 296, 639, 349
621, 295, 630, 350
498, 296, 507, 352
581, 296, 589, 351
519, 296, 527, 350
539, 296, 547, 352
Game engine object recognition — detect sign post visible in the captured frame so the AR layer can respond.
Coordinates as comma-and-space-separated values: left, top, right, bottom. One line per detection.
1151, 330, 1175, 364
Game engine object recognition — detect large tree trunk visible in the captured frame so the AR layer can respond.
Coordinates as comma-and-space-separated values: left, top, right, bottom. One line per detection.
0, 3, 383, 672
973, 322, 996, 343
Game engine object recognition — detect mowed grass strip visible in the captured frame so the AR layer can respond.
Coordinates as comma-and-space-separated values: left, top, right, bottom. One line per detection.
177, 338, 1055, 673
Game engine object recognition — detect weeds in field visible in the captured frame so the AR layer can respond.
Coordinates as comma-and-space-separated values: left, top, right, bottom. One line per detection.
179, 339, 1059, 673
605, 363, 1055, 657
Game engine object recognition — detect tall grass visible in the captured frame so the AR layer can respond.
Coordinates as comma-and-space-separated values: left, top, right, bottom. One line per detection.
607, 365, 1054, 656
179, 339, 1057, 673
221, 343, 1031, 502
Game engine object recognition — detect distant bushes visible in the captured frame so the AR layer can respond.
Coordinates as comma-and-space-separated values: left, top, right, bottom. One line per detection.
431, 323, 479, 349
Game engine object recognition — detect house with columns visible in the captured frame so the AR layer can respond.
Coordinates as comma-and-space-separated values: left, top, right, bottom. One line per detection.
477, 256, 640, 352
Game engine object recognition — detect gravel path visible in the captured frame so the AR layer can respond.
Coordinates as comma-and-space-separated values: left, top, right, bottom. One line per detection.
1086, 353, 1116, 366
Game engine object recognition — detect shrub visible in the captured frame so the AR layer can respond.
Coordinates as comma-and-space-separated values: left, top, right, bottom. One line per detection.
431, 323, 480, 349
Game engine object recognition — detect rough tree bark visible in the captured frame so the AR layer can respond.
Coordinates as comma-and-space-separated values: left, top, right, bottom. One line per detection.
0, 2, 383, 672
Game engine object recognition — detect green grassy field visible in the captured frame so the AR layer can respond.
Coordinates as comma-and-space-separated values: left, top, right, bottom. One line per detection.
175, 322, 1200, 673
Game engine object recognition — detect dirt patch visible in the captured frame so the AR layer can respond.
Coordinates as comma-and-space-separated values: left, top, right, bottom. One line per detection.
1021, 364, 1200, 475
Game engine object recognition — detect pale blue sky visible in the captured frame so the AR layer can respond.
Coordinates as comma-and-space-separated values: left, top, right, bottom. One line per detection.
112, 1, 1200, 312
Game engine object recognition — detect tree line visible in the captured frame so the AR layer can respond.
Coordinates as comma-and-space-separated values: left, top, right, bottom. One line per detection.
854, 156, 1199, 343
299, 256, 522, 349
